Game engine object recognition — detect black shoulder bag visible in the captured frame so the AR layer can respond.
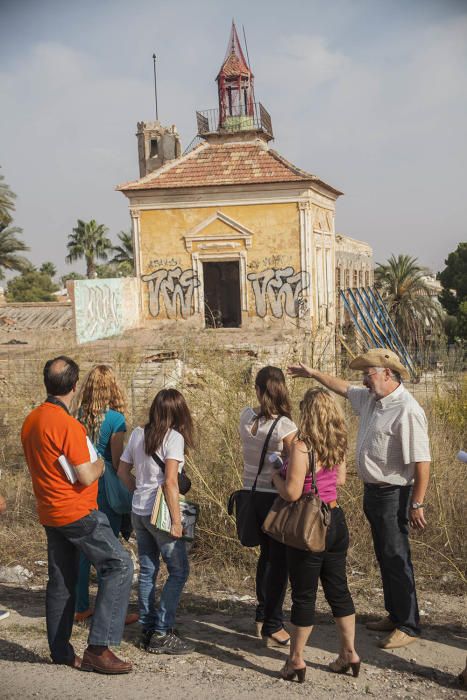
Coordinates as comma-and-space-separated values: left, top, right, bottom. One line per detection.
227, 416, 281, 547
152, 452, 192, 496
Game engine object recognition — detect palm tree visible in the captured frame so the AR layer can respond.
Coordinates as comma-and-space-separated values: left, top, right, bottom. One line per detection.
0, 226, 30, 279
66, 219, 112, 278
111, 230, 134, 269
375, 254, 444, 349
40, 261, 57, 278
0, 167, 16, 229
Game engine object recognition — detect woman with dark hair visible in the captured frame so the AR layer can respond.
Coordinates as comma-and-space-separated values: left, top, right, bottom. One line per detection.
118, 389, 195, 655
240, 366, 297, 646
272, 388, 360, 682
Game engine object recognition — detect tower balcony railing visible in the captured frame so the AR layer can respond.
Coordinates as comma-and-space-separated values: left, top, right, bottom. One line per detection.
196, 102, 273, 138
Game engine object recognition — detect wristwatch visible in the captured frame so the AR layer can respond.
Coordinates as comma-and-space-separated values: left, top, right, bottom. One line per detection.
410, 502, 424, 510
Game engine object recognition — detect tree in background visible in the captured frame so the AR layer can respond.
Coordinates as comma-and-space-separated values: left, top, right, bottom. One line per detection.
60, 271, 86, 287
375, 254, 444, 349
65, 219, 112, 278
0, 167, 30, 279
40, 261, 57, 278
438, 242, 467, 342
95, 261, 133, 278
0, 227, 30, 280
0, 167, 16, 229
110, 230, 134, 272
6, 267, 59, 302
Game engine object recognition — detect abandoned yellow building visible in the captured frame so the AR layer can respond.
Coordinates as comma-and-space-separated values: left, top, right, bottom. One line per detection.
117, 24, 373, 338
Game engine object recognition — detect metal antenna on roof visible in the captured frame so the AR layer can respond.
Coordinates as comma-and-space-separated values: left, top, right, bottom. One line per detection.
242, 24, 252, 68
152, 53, 159, 121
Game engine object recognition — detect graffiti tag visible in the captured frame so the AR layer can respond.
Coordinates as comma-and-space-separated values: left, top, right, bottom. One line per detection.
148, 257, 180, 268
142, 267, 200, 319
76, 283, 121, 342
247, 267, 309, 318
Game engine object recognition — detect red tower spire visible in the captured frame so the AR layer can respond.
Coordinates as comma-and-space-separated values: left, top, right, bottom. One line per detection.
216, 21, 255, 130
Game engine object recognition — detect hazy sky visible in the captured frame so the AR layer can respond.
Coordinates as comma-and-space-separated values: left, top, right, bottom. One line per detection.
1, 0, 466, 278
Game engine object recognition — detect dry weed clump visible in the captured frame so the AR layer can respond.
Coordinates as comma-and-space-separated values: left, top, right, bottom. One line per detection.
0, 339, 465, 593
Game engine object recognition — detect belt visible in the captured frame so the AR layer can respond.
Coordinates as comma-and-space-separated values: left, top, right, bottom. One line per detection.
364, 482, 397, 489
326, 500, 338, 509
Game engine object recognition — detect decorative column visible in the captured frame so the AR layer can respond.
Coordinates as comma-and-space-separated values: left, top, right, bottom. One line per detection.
130, 209, 142, 278
191, 253, 203, 315
298, 201, 312, 324
130, 208, 143, 319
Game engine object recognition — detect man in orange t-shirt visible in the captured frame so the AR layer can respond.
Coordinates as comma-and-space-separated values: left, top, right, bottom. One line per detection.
21, 356, 133, 674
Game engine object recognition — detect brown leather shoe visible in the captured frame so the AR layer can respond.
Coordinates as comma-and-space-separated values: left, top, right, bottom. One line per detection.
378, 629, 418, 649
366, 616, 396, 632
55, 655, 82, 670
125, 613, 139, 626
74, 608, 93, 623
81, 646, 132, 674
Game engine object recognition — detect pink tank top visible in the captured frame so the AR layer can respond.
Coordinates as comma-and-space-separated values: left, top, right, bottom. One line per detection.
280, 460, 338, 503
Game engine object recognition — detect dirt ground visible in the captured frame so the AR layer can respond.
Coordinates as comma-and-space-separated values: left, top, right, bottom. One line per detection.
0, 578, 465, 700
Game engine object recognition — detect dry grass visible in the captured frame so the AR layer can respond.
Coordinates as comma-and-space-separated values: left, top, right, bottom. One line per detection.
0, 338, 465, 592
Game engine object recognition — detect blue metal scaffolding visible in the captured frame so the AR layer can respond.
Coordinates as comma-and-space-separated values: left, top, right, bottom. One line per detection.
339, 287, 418, 379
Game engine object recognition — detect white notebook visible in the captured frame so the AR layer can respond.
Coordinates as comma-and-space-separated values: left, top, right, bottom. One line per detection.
58, 438, 98, 484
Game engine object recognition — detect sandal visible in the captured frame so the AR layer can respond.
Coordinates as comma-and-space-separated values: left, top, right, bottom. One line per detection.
329, 655, 361, 678
280, 659, 306, 683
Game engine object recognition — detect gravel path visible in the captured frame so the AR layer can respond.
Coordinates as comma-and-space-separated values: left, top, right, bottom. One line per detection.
0, 582, 465, 699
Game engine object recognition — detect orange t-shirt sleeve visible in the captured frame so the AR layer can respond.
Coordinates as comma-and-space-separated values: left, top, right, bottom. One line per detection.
62, 420, 91, 467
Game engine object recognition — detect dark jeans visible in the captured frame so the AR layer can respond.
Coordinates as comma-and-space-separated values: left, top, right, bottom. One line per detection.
44, 509, 133, 664
363, 484, 420, 637
75, 483, 122, 612
253, 492, 288, 636
287, 507, 355, 627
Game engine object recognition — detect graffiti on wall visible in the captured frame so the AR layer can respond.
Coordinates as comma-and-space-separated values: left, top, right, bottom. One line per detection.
248, 254, 290, 272
74, 280, 122, 343
247, 267, 309, 318
142, 267, 200, 319
148, 257, 180, 268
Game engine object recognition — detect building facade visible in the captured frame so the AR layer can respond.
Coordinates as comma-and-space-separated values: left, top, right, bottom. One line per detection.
118, 24, 372, 339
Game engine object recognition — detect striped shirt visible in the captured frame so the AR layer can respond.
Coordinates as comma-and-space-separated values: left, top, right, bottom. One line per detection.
348, 383, 431, 485
240, 408, 297, 493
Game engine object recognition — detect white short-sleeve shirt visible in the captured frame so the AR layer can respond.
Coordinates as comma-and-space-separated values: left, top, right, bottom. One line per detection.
240, 408, 297, 493
120, 426, 185, 515
348, 383, 431, 485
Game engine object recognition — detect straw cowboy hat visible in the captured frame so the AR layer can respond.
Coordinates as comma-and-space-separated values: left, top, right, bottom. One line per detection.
349, 348, 409, 380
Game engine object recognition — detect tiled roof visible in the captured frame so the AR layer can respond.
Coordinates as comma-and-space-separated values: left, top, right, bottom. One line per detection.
219, 52, 251, 78
117, 141, 342, 195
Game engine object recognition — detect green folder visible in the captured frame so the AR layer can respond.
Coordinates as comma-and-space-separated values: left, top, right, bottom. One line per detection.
150, 488, 199, 542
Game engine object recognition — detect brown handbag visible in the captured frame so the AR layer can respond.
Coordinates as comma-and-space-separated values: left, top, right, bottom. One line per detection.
261, 451, 331, 552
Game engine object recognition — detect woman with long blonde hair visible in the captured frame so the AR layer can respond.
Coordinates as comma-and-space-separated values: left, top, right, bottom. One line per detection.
74, 365, 137, 625
271, 388, 360, 683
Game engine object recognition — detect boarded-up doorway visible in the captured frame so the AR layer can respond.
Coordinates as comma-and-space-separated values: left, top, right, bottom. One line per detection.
203, 261, 241, 328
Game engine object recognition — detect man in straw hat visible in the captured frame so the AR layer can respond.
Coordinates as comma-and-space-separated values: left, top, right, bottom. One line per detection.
288, 348, 430, 649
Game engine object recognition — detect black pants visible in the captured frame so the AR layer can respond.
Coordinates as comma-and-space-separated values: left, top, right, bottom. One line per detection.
363, 484, 420, 637
253, 492, 288, 635
287, 507, 355, 627
44, 510, 133, 664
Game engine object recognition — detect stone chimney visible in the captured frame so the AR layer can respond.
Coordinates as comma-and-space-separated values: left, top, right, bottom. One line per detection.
136, 121, 181, 177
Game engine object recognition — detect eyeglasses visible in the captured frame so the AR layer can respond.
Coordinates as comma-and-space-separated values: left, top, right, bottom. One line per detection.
362, 371, 379, 379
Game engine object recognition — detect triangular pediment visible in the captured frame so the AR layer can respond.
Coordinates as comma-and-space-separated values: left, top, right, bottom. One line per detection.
184, 211, 253, 251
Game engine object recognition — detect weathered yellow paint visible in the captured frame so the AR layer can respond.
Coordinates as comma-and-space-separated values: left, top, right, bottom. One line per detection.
139, 202, 301, 324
